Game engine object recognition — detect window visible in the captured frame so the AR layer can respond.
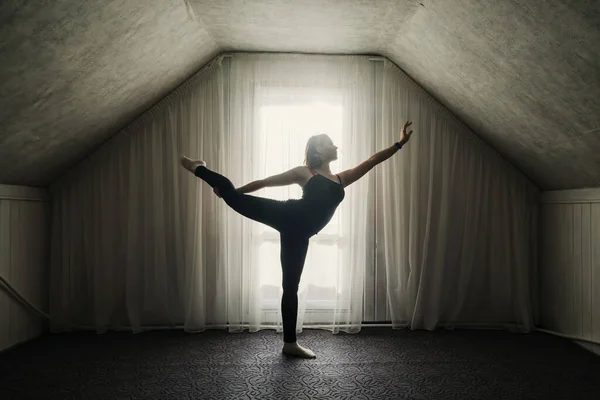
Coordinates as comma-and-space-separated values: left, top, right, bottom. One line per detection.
254, 88, 346, 311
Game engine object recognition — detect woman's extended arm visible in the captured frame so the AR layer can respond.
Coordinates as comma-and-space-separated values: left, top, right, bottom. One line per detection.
338, 121, 414, 188
236, 166, 305, 194
337, 145, 399, 187
236, 180, 266, 194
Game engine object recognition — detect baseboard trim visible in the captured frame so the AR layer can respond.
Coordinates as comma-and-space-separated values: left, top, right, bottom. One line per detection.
49, 322, 531, 334
536, 328, 600, 346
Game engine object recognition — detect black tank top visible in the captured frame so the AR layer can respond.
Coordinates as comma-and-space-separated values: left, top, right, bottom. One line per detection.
296, 169, 345, 235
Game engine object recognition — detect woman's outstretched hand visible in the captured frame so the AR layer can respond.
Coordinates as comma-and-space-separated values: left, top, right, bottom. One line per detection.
399, 121, 414, 144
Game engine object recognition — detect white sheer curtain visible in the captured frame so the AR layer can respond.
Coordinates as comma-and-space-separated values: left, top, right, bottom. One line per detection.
48, 52, 539, 336
49, 53, 375, 336
376, 60, 539, 332
224, 54, 374, 336
49, 58, 226, 333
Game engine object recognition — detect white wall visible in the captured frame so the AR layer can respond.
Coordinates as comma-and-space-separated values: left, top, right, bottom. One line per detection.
0, 184, 49, 352
540, 188, 600, 355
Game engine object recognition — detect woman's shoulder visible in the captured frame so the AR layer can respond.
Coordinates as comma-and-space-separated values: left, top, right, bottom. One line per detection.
295, 165, 315, 177
295, 166, 316, 187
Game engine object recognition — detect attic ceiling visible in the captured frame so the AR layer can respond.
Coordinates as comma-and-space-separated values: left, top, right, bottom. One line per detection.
1, 0, 599, 190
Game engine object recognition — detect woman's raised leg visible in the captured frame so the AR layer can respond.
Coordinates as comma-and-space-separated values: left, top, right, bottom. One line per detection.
181, 157, 287, 231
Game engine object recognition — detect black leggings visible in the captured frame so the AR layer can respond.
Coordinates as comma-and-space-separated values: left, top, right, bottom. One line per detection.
195, 166, 309, 343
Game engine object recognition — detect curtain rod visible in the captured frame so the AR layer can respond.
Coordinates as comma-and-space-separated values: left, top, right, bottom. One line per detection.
219, 53, 385, 62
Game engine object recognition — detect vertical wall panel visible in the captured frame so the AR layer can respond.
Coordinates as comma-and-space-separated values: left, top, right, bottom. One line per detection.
539, 204, 551, 329
0, 185, 49, 352
540, 189, 600, 356
9, 200, 22, 347
580, 204, 592, 344
571, 204, 583, 334
558, 205, 568, 334
592, 203, 600, 355
0, 200, 11, 351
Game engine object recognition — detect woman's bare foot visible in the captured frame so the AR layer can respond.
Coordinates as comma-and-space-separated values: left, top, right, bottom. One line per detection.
282, 342, 316, 359
180, 156, 206, 173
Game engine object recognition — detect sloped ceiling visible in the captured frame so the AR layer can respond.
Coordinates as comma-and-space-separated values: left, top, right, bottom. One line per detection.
0, 0, 219, 187
1, 0, 598, 190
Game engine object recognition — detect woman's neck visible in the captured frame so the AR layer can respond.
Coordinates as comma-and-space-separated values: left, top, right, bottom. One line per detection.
314, 163, 332, 175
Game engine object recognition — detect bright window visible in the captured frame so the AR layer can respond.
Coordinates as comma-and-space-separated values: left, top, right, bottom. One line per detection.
255, 90, 345, 310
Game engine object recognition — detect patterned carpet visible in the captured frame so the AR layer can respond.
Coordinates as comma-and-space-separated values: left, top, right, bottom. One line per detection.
1, 327, 599, 399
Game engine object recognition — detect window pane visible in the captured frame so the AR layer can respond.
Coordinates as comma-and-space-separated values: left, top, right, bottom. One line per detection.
304, 241, 340, 304
258, 241, 282, 306
255, 90, 344, 310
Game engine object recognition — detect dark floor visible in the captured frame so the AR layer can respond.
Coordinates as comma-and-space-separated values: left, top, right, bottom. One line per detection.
0, 328, 599, 400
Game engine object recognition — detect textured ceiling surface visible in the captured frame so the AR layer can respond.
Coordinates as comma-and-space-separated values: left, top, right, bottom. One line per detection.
379, 0, 600, 190
0, 0, 218, 186
0, 0, 598, 189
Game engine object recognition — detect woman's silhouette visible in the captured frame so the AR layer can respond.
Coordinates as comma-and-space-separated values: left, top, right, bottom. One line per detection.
181, 121, 414, 358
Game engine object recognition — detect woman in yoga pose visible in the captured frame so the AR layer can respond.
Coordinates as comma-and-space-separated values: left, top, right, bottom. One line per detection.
180, 121, 414, 358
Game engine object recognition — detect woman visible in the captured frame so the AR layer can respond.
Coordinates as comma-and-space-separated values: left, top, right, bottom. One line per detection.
180, 121, 414, 358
